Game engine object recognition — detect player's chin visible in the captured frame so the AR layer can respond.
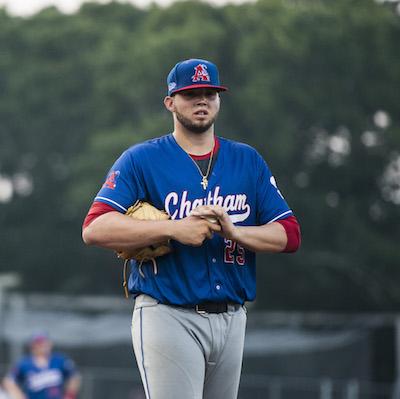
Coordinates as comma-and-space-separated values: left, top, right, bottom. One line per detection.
193, 115, 217, 130
188, 121, 214, 134
194, 127, 212, 134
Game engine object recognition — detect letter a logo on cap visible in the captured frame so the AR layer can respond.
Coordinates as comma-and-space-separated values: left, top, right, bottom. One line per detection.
166, 58, 228, 95
192, 64, 210, 82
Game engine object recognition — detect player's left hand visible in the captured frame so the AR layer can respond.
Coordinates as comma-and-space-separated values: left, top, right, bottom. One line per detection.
190, 205, 238, 241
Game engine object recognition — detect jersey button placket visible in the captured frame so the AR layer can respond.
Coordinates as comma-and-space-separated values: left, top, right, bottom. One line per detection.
207, 252, 222, 297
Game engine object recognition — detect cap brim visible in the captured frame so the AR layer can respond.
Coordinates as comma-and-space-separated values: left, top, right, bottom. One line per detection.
171, 84, 228, 95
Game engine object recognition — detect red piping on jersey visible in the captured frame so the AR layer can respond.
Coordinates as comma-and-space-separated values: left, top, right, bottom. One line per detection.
189, 136, 220, 160
276, 215, 301, 253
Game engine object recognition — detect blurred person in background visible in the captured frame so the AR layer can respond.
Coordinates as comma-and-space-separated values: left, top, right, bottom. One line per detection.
2, 333, 80, 399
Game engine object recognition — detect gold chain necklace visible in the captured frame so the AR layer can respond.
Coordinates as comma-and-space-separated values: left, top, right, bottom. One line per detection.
190, 145, 214, 190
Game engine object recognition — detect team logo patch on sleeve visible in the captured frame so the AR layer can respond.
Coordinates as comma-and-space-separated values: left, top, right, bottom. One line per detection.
192, 64, 210, 82
270, 176, 285, 199
103, 170, 120, 190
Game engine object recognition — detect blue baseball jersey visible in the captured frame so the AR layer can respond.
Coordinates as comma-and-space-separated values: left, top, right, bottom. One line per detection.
95, 134, 293, 305
7, 353, 77, 399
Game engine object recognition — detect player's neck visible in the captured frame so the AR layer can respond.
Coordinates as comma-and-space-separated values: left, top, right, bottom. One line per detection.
172, 129, 215, 156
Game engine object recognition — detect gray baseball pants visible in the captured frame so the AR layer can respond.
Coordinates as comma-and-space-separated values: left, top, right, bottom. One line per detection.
131, 294, 247, 399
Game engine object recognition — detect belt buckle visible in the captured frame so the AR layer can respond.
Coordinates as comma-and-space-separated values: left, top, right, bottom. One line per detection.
195, 304, 207, 314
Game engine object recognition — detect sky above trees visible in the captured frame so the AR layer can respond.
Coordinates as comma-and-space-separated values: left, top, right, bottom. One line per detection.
0, 0, 251, 16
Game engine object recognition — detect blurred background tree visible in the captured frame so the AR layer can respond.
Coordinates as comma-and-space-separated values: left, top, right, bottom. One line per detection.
0, 0, 399, 311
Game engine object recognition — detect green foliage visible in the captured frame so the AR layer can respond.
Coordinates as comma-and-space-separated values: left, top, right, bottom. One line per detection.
0, 0, 399, 310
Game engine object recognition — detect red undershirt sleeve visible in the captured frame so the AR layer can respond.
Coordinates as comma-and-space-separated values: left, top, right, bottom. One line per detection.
82, 201, 118, 229
276, 215, 301, 253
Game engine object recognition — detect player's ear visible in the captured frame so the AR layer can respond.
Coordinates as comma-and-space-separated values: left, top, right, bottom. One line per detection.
164, 96, 175, 112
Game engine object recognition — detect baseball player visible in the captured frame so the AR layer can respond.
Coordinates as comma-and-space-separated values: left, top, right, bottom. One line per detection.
2, 333, 80, 399
82, 58, 300, 399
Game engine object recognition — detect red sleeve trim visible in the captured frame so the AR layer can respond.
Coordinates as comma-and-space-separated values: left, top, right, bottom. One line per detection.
82, 202, 117, 229
276, 215, 301, 253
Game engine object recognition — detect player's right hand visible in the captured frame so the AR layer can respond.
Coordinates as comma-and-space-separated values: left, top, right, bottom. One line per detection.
190, 205, 238, 241
170, 215, 221, 246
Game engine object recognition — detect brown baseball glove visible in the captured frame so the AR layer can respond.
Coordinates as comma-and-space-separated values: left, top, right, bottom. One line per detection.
117, 201, 172, 297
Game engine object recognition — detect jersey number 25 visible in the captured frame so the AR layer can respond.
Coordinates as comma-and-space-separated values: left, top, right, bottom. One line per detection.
224, 239, 245, 266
